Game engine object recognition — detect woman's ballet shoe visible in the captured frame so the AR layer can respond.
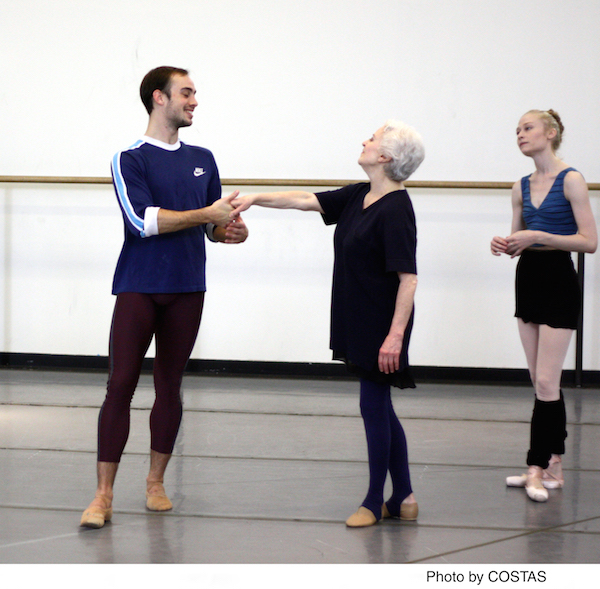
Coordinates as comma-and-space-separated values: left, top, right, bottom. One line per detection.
525, 477, 549, 502
544, 457, 564, 489
80, 495, 113, 529
146, 483, 173, 512
382, 501, 419, 521
345, 506, 379, 528
506, 474, 528, 488
400, 501, 419, 521
506, 473, 564, 490
542, 468, 564, 489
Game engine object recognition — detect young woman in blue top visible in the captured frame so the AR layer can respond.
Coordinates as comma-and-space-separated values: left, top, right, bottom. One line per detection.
491, 110, 597, 502
230, 121, 424, 527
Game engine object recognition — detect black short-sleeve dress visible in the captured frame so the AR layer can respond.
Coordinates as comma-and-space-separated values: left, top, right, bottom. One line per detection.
315, 182, 417, 389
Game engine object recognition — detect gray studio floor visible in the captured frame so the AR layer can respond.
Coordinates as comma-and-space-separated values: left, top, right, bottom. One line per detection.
0, 368, 599, 565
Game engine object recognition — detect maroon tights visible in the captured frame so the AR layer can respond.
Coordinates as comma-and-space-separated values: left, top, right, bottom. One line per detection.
97, 292, 204, 463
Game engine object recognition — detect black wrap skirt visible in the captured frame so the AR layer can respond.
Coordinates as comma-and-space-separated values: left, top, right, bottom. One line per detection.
515, 249, 581, 330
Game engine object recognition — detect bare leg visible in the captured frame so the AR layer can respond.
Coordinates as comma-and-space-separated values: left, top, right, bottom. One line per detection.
517, 319, 540, 388
516, 321, 572, 500
517, 320, 547, 495
534, 325, 573, 402
518, 319, 573, 402
80, 461, 119, 528
146, 450, 173, 511
529, 326, 572, 481
89, 461, 119, 506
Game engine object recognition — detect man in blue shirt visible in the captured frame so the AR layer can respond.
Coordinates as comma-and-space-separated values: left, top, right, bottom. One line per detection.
81, 66, 248, 528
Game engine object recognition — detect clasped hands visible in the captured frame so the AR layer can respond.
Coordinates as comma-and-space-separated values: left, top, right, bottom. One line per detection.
211, 191, 248, 243
491, 230, 539, 258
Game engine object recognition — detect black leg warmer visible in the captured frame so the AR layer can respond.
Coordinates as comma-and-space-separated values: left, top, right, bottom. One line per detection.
527, 391, 567, 469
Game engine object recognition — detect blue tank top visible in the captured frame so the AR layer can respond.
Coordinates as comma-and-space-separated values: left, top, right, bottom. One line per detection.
521, 167, 578, 236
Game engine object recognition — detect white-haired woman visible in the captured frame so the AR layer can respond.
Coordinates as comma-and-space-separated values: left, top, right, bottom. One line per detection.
231, 121, 425, 527
491, 110, 597, 502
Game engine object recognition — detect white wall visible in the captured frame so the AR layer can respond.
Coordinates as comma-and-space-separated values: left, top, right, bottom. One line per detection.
2, 182, 600, 370
2, 0, 600, 370
2, 0, 600, 182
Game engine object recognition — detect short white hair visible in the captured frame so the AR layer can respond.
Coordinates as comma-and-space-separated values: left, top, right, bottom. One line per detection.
379, 120, 425, 182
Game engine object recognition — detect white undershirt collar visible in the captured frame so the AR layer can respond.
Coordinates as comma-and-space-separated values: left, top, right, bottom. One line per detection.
142, 135, 181, 151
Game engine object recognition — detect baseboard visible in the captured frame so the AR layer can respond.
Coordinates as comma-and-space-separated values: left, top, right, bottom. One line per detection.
2, 352, 599, 387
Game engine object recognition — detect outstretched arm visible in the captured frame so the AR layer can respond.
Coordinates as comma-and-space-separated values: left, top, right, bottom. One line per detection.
230, 191, 324, 218
157, 191, 239, 234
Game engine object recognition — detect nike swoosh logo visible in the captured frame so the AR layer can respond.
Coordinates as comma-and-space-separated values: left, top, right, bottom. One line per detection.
194, 168, 206, 177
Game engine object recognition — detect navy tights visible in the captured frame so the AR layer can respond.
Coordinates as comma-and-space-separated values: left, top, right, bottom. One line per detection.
359, 378, 413, 519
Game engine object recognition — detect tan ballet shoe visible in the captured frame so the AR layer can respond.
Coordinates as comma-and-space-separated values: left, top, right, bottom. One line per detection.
146, 482, 173, 512
382, 501, 419, 521
345, 506, 379, 528
400, 501, 419, 521
80, 495, 113, 529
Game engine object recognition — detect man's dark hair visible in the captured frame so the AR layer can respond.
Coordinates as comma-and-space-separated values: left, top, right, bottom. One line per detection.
140, 66, 189, 114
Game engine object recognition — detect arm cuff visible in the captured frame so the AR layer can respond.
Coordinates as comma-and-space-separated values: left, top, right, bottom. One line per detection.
143, 206, 160, 237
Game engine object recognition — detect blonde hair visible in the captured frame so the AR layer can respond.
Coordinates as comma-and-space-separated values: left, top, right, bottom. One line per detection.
526, 109, 564, 151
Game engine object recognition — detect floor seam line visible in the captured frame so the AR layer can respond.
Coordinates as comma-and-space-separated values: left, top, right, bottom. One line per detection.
2, 504, 600, 533
406, 515, 600, 563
